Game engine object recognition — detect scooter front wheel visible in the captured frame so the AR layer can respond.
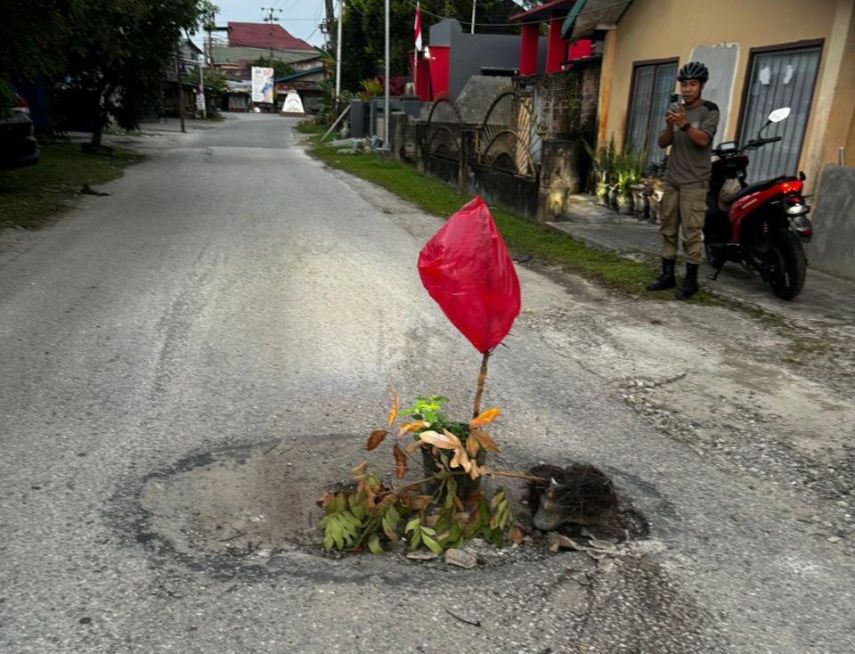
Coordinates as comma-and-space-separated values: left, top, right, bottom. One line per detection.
766, 229, 806, 300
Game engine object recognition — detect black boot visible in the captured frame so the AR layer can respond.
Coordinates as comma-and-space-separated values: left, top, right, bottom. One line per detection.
675, 263, 700, 300
647, 258, 676, 291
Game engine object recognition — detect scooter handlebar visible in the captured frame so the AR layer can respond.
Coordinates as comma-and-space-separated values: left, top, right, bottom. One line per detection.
745, 136, 783, 150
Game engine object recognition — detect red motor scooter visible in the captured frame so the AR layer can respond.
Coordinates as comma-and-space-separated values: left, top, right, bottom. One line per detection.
703, 107, 813, 300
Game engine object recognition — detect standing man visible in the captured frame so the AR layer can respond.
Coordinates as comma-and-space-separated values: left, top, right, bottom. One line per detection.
647, 61, 719, 300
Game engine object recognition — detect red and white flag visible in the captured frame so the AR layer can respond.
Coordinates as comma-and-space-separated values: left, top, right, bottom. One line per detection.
414, 1, 423, 52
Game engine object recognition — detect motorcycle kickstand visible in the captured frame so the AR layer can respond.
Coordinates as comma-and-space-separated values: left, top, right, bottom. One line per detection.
708, 264, 724, 281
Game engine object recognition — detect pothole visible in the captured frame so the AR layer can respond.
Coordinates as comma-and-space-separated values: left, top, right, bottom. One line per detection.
137, 434, 647, 568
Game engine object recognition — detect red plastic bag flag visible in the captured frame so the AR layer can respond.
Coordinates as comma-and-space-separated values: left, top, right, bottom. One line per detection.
418, 196, 521, 353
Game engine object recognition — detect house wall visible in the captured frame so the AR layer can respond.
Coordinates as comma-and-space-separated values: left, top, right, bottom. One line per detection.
448, 32, 522, 99
601, 0, 854, 190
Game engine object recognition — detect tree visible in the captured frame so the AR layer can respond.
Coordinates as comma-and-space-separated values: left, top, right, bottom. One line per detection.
0, 0, 84, 114
64, 0, 205, 146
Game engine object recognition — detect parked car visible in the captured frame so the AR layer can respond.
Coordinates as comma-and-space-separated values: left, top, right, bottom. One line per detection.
0, 90, 39, 170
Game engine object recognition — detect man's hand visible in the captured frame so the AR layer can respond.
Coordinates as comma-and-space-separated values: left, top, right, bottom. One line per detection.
666, 106, 688, 130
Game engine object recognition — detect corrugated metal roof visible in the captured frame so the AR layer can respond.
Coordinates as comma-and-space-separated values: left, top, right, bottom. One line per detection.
509, 0, 579, 22
211, 45, 321, 66
562, 0, 634, 39
274, 67, 326, 83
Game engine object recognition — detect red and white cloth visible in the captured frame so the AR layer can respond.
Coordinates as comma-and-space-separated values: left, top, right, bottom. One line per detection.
414, 1, 423, 52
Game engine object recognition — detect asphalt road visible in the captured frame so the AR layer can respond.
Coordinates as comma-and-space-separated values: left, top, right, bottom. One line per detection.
1, 115, 852, 653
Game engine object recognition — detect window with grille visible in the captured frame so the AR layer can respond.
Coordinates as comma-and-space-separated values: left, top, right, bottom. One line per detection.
738, 43, 822, 182
625, 60, 678, 169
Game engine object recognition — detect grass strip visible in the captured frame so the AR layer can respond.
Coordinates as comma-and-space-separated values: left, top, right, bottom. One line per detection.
0, 142, 143, 230
303, 129, 665, 296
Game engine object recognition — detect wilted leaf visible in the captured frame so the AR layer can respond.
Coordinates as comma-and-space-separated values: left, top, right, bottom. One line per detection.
466, 435, 480, 457
388, 391, 399, 426
411, 494, 433, 511
418, 430, 458, 450
366, 429, 388, 451
393, 443, 408, 480
510, 526, 525, 545
317, 491, 335, 511
397, 421, 429, 437
469, 407, 500, 429
404, 439, 424, 455
351, 461, 369, 477
470, 428, 499, 452
449, 447, 472, 473
468, 460, 482, 480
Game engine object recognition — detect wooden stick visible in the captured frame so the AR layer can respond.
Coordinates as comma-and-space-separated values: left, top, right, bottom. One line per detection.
472, 350, 491, 418
481, 469, 548, 483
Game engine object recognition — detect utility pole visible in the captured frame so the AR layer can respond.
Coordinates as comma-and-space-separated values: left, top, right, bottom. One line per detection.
262, 6, 283, 112
470, 0, 477, 34
175, 45, 186, 133
205, 6, 216, 67
323, 0, 336, 52
335, 0, 343, 104
384, 0, 390, 146
198, 55, 207, 120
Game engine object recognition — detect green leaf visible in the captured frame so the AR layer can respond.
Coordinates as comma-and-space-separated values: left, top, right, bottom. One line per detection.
422, 534, 444, 556
404, 517, 421, 533
421, 526, 437, 536
329, 519, 344, 550
368, 534, 385, 554
348, 495, 366, 520
444, 478, 457, 508
382, 509, 399, 544
323, 531, 334, 551
409, 529, 423, 550
334, 493, 346, 514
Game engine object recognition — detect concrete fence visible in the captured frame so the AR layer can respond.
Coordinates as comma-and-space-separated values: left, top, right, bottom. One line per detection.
806, 165, 855, 280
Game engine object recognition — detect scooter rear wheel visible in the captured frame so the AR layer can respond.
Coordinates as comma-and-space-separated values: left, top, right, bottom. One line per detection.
767, 229, 806, 300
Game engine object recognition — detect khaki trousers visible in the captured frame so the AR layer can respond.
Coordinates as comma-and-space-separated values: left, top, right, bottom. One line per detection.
660, 180, 708, 265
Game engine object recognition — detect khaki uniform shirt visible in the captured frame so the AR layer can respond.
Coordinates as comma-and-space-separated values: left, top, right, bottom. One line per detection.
664, 100, 720, 185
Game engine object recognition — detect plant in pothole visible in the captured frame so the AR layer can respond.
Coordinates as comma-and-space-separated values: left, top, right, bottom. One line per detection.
319, 197, 524, 557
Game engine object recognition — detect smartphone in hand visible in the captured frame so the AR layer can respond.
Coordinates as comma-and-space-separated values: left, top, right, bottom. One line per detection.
668, 93, 684, 113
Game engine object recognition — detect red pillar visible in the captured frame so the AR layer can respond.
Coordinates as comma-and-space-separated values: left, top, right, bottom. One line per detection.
546, 16, 566, 74
519, 23, 539, 76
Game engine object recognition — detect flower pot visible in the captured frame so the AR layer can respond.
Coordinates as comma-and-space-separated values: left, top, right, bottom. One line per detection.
608, 186, 620, 210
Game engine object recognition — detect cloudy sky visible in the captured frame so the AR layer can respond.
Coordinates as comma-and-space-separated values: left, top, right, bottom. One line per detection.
212, 0, 330, 47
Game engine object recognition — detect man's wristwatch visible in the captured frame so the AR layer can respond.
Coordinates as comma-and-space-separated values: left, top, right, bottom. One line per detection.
680, 123, 691, 132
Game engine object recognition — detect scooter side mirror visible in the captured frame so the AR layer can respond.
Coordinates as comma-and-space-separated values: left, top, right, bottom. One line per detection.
758, 107, 792, 138
768, 107, 791, 123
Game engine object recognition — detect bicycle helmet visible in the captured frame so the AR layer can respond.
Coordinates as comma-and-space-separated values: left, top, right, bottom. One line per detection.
677, 61, 709, 83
